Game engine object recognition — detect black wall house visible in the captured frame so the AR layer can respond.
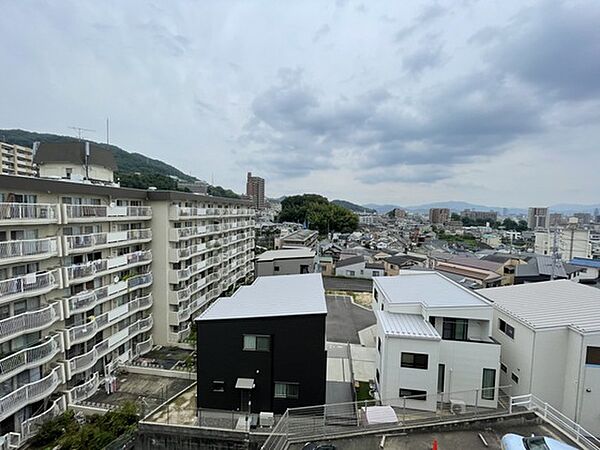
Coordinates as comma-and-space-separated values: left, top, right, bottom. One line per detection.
196, 273, 327, 414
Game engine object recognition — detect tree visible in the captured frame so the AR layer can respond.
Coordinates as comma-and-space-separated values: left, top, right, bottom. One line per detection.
278, 194, 358, 234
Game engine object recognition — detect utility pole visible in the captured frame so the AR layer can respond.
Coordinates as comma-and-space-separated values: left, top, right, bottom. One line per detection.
69, 126, 95, 140
551, 227, 560, 280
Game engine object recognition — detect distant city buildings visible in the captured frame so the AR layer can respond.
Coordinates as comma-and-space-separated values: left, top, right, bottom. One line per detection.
246, 171, 265, 209
1, 141, 36, 176
428, 208, 449, 225
392, 208, 407, 219
527, 207, 549, 230
461, 209, 498, 222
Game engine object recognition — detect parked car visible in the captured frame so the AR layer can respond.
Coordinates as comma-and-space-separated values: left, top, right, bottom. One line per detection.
501, 434, 577, 450
302, 443, 336, 450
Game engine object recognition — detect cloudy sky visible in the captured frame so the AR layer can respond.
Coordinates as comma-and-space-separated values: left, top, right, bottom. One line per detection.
1, 0, 599, 207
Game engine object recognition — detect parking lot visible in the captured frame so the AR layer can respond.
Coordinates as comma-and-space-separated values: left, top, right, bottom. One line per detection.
326, 294, 375, 344
323, 276, 373, 292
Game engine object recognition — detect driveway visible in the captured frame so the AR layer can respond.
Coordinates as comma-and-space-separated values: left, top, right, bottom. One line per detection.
326, 295, 375, 344
323, 276, 373, 292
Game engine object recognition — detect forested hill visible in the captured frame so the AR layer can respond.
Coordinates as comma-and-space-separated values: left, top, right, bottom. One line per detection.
331, 199, 376, 213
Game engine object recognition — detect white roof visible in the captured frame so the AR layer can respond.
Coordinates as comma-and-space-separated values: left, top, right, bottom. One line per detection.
374, 309, 440, 340
481, 280, 600, 333
374, 271, 490, 308
198, 273, 327, 321
256, 248, 315, 261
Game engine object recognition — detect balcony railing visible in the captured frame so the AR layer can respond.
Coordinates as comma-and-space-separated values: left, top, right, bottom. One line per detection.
135, 336, 153, 357
0, 203, 58, 224
66, 372, 100, 404
0, 302, 61, 344
65, 251, 152, 284
20, 396, 66, 441
65, 205, 152, 221
0, 366, 63, 422
64, 228, 152, 253
0, 237, 58, 262
0, 335, 62, 383
0, 271, 58, 303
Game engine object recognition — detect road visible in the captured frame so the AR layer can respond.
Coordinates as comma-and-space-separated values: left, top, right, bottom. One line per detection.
326, 295, 375, 344
323, 276, 373, 292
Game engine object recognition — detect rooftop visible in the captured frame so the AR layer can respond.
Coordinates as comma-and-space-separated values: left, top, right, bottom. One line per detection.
516, 255, 580, 279
35, 141, 118, 171
256, 247, 315, 261
282, 229, 318, 242
374, 309, 440, 340
570, 257, 600, 269
337, 255, 366, 268
197, 273, 327, 321
374, 271, 491, 308
481, 280, 600, 332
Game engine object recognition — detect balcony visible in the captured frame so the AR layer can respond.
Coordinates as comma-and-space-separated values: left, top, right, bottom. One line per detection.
170, 260, 208, 283
169, 322, 192, 343
20, 396, 66, 442
64, 204, 152, 222
64, 250, 152, 285
169, 243, 208, 262
169, 225, 208, 242
0, 271, 59, 304
0, 237, 59, 264
64, 228, 152, 254
65, 372, 100, 404
0, 203, 59, 225
135, 336, 153, 357
0, 335, 62, 383
0, 302, 61, 345
0, 366, 64, 422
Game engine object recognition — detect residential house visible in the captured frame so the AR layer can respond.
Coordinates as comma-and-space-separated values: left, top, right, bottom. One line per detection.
255, 248, 315, 277
335, 256, 385, 279
514, 255, 582, 284
275, 229, 318, 250
384, 254, 426, 276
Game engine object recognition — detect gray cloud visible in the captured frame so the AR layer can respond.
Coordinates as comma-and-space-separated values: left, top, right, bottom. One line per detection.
312, 24, 331, 43
402, 43, 445, 75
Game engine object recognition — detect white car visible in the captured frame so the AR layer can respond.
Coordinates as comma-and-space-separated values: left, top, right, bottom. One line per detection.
501, 433, 577, 450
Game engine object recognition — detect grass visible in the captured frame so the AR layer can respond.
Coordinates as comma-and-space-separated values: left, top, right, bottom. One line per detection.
355, 381, 374, 402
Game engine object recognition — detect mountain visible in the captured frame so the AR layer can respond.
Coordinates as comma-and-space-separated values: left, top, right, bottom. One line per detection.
331, 199, 376, 213
362, 203, 401, 214
549, 203, 600, 214
364, 202, 527, 215
0, 128, 196, 181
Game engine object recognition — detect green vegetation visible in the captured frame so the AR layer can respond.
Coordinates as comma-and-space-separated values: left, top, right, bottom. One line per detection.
206, 184, 240, 199
116, 172, 179, 190
450, 213, 528, 231
436, 229, 479, 249
355, 381, 374, 401
279, 194, 359, 235
331, 199, 376, 214
30, 403, 138, 450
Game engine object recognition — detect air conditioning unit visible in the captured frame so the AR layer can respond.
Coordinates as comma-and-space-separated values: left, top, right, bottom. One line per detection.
259, 412, 274, 427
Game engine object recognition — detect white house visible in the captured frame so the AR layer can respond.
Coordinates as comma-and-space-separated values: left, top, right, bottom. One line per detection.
373, 271, 501, 412
335, 255, 385, 279
481, 281, 600, 435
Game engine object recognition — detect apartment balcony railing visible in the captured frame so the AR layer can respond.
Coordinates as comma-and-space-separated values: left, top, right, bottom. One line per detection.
170, 323, 192, 343
0, 203, 59, 225
65, 372, 100, 404
64, 205, 152, 222
0, 270, 58, 304
0, 335, 62, 384
0, 302, 61, 346
64, 228, 152, 254
20, 396, 66, 442
206, 255, 221, 267
206, 239, 222, 249
0, 237, 59, 263
135, 336, 153, 357
169, 226, 209, 242
0, 366, 64, 422
169, 243, 208, 262
67, 293, 152, 346
64, 250, 152, 285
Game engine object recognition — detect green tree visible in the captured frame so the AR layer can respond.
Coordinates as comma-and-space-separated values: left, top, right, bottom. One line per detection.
278, 194, 358, 234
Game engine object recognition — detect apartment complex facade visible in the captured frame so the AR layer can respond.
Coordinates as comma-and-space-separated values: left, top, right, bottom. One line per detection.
246, 172, 265, 209
527, 207, 549, 230
0, 149, 254, 442
1, 142, 36, 177
374, 272, 501, 412
534, 228, 593, 261
428, 208, 449, 225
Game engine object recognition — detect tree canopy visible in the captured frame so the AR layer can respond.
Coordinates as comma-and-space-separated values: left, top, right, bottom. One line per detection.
278, 194, 358, 234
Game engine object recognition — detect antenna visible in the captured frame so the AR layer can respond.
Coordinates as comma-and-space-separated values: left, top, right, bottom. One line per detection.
69, 126, 96, 140
106, 118, 110, 147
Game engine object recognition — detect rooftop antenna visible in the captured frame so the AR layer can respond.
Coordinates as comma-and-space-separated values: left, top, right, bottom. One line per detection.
106, 118, 110, 147
69, 126, 96, 140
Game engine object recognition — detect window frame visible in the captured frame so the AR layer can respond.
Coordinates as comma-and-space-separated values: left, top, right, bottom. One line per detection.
499, 319, 515, 339
442, 318, 468, 341
212, 380, 225, 392
400, 352, 429, 370
481, 368, 496, 400
243, 334, 271, 352
274, 382, 299, 399
399, 388, 427, 400
586, 346, 600, 366
511, 373, 519, 384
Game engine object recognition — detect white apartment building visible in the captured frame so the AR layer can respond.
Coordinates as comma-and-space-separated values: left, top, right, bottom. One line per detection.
535, 229, 592, 260
481, 281, 600, 435
0, 142, 254, 444
373, 271, 501, 412
1, 142, 35, 177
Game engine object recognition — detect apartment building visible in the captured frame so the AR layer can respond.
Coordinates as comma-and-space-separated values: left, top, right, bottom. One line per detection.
428, 208, 449, 225
1, 142, 36, 177
0, 143, 255, 444
481, 281, 600, 435
246, 172, 265, 209
373, 271, 501, 412
527, 207, 549, 230
534, 228, 592, 260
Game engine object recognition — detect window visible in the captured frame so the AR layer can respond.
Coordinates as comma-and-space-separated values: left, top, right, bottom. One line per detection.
399, 388, 427, 400
346, 270, 355, 276
274, 266, 280, 272
500, 363, 507, 373
481, 368, 496, 400
300, 265, 309, 274
401, 352, 429, 370
429, 316, 436, 326
372, 271, 380, 277
65, 168, 72, 179
212, 381, 225, 392
243, 335, 270, 352
586, 347, 600, 365
377, 338, 381, 353
374, 289, 379, 302
437, 364, 445, 393
442, 318, 468, 341
511, 373, 519, 384
498, 319, 515, 339
274, 382, 299, 399
376, 369, 380, 384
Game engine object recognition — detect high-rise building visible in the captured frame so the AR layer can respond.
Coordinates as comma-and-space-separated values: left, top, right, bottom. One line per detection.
428, 208, 450, 224
0, 142, 254, 443
527, 207, 549, 230
1, 142, 36, 177
246, 172, 265, 209
460, 209, 498, 222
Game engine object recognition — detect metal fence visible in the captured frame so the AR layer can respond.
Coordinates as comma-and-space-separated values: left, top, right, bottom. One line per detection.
261, 385, 512, 450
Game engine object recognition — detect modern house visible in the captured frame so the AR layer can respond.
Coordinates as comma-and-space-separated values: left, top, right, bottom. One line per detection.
383, 254, 426, 276
196, 273, 327, 414
481, 281, 600, 435
275, 229, 318, 250
335, 255, 384, 279
373, 271, 501, 412
428, 255, 504, 288
254, 248, 315, 276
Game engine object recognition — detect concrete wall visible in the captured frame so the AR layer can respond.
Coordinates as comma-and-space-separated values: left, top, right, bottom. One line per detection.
149, 200, 171, 346
39, 163, 114, 182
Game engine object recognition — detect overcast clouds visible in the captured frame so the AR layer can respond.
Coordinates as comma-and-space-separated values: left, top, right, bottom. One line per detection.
1, 0, 599, 206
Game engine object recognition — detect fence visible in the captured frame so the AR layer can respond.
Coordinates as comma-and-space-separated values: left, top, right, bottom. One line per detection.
261, 385, 512, 450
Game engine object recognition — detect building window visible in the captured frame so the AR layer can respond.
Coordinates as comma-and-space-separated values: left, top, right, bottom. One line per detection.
586, 347, 600, 365
374, 289, 379, 302
442, 318, 468, 341
300, 265, 309, 274
372, 271, 380, 276
500, 363, 507, 373
376, 369, 380, 384
401, 352, 429, 370
498, 319, 515, 339
399, 388, 427, 400
274, 382, 299, 399
481, 368, 496, 400
274, 266, 280, 272
212, 381, 225, 392
243, 335, 270, 352
377, 338, 381, 353
511, 373, 519, 384
429, 316, 436, 326
347, 270, 355, 276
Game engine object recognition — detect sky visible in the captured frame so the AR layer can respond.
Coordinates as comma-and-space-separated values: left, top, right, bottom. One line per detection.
1, 0, 599, 207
